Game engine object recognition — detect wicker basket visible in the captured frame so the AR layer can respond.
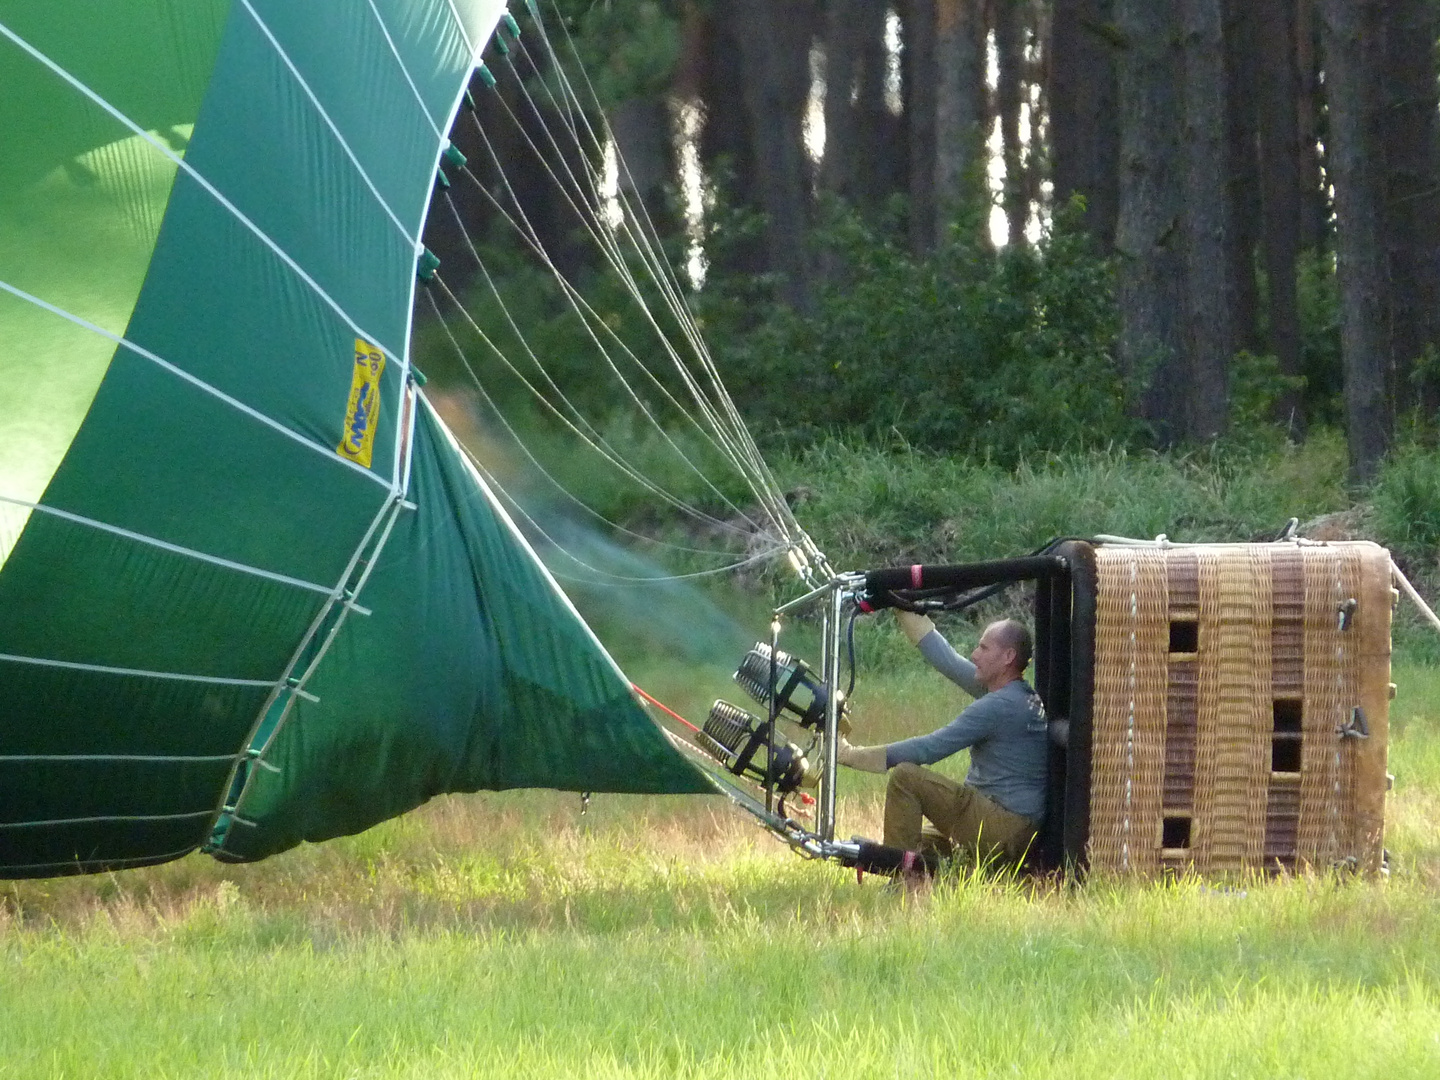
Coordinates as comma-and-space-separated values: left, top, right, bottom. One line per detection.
1085, 541, 1392, 876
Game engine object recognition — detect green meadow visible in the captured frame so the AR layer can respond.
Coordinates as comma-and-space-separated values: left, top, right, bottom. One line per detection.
4, 660, 1439, 1078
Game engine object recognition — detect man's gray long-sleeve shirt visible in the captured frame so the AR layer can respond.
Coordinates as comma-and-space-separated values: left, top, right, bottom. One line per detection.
884, 629, 1048, 820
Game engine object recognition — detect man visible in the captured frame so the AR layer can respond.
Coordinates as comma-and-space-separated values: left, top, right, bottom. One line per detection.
837, 611, 1048, 866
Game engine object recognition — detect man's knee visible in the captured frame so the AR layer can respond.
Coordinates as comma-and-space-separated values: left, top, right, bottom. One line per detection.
887, 761, 924, 793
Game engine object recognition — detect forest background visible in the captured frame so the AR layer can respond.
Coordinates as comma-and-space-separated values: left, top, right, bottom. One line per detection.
411, 0, 1440, 657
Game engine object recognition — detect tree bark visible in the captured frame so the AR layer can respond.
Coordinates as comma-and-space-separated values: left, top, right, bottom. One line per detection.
821, 0, 864, 206
1319, 0, 1392, 481
1182, 0, 1236, 441
1381, 0, 1440, 415
1223, 0, 1261, 355
610, 96, 680, 243
732, 0, 819, 311
1294, 0, 1327, 251
995, 0, 1027, 246
686, 2, 764, 278
904, 0, 938, 253
1115, 0, 1187, 444
933, 0, 986, 243
1048, 0, 1120, 251
1255, 0, 1305, 433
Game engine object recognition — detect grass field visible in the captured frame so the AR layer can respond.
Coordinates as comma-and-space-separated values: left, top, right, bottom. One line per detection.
3, 660, 1439, 1078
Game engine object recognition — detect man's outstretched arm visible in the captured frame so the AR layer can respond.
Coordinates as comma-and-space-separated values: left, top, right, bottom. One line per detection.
897, 611, 985, 698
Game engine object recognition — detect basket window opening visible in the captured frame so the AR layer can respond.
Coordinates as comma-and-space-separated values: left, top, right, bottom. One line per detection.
1169, 619, 1198, 654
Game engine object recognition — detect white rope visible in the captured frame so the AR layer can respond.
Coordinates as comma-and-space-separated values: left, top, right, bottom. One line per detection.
530, 15, 814, 558
484, 46, 808, 548
450, 140, 772, 528
466, 99, 770, 498
0, 18, 401, 362
0, 493, 334, 595
1393, 561, 1440, 635
431, 274, 759, 539
0, 278, 390, 490
425, 289, 754, 557
461, 441, 788, 584
0, 652, 276, 687
0, 810, 214, 830
0, 753, 239, 764
239, 0, 417, 246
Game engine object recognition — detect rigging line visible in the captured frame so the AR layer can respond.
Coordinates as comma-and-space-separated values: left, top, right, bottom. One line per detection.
425, 289, 751, 556
440, 190, 667, 468
461, 443, 788, 584
510, 32, 711, 361
546, 549, 785, 586
364, 0, 445, 140
0, 279, 390, 492
520, 22, 810, 542
481, 74, 731, 433
209, 490, 403, 850
0, 754, 240, 764
478, 28, 802, 546
437, 183, 771, 540
438, 194, 771, 537
0, 652, 276, 687
509, 12, 821, 566
520, 10, 731, 392
0, 19, 402, 363
431, 275, 759, 539
0, 493, 334, 596
0, 810, 214, 830
456, 142, 789, 542
239, 0, 416, 247
454, 144, 762, 492
483, 71, 799, 538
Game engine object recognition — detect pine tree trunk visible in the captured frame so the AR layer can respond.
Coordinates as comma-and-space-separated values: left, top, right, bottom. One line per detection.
1294, 0, 1327, 251
733, 0, 819, 311
1182, 0, 1236, 441
1256, 0, 1305, 433
1319, 0, 1392, 481
687, 2, 764, 278
995, 0, 1027, 246
610, 96, 679, 242
1223, 0, 1261, 355
854, 3, 906, 211
1381, 0, 1440, 415
933, 0, 986, 242
1115, 0, 1187, 444
821, 0, 863, 206
1049, 0, 1120, 251
904, 0, 938, 253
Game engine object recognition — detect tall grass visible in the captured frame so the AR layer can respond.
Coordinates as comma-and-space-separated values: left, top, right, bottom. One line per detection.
3, 662, 1439, 1078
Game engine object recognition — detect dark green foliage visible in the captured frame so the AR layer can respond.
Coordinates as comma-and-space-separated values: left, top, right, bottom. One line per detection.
710, 202, 1138, 462
1373, 444, 1440, 559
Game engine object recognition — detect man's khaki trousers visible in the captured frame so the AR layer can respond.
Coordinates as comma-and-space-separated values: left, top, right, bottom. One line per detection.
883, 762, 1037, 864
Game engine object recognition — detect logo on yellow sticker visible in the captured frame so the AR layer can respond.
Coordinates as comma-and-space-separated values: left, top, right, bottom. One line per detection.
338, 338, 386, 468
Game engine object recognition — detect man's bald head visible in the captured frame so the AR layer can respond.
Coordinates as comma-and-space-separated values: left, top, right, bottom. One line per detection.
987, 619, 1033, 673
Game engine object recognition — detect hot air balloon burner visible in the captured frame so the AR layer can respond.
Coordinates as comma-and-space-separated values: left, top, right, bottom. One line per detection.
696, 700, 814, 795
733, 642, 843, 731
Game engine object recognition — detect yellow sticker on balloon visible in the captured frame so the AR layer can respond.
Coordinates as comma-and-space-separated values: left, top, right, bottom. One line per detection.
338, 338, 386, 468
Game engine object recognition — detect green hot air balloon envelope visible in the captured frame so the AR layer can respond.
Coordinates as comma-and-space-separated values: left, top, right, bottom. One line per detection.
0, 0, 709, 879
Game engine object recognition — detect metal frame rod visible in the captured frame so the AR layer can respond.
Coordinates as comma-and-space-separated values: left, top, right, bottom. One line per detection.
820, 582, 844, 840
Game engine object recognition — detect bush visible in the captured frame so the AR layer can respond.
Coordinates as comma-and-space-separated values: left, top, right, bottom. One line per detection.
712, 201, 1138, 462
1374, 444, 1440, 560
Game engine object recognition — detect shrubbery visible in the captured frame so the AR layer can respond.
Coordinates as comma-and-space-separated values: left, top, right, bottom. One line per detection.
711, 203, 1138, 462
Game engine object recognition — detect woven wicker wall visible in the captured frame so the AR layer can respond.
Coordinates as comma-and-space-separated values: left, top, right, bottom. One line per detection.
1087, 542, 1392, 876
